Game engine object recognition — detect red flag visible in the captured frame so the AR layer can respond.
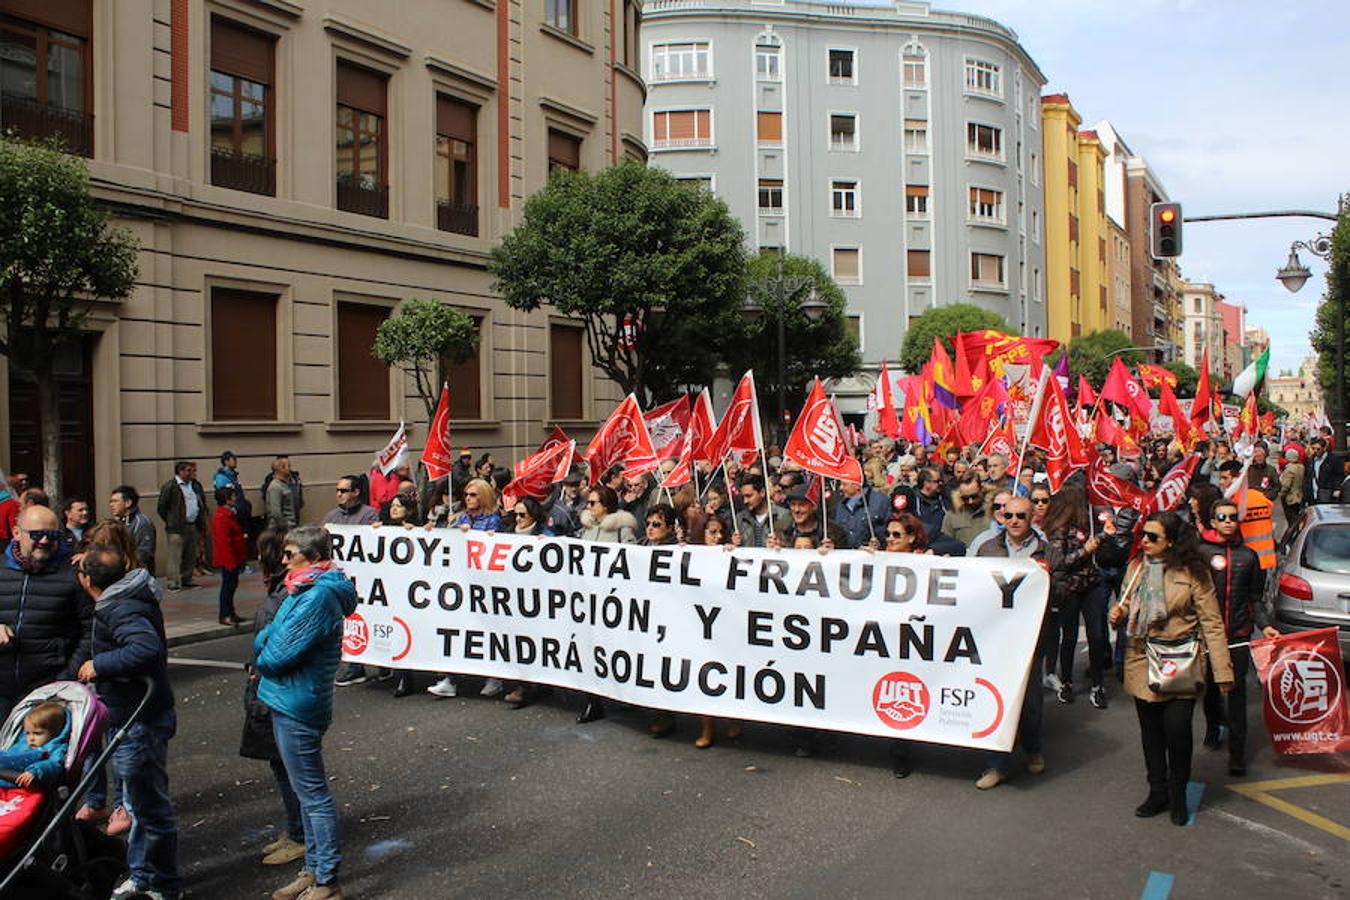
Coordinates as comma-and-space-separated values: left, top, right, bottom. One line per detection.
1086, 452, 1148, 511
875, 362, 901, 439
1101, 358, 1152, 422
1158, 381, 1196, 449
421, 383, 454, 480
643, 395, 692, 461
951, 332, 976, 398
1251, 627, 1350, 755
956, 375, 1011, 445
705, 371, 764, 464
661, 389, 716, 488
538, 425, 571, 455
1076, 375, 1097, 411
581, 394, 660, 482
1142, 455, 1201, 517
1137, 363, 1178, 390
1028, 371, 1087, 490
784, 378, 863, 483
979, 418, 1017, 466
1191, 348, 1214, 427
1236, 392, 1259, 442
502, 439, 575, 508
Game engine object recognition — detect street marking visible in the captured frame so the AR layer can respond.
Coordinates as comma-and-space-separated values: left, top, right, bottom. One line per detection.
1140, 871, 1174, 900
1228, 773, 1350, 842
167, 657, 246, 670
1185, 781, 1205, 825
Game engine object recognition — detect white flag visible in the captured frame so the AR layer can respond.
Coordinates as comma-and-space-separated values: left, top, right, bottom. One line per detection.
373, 421, 408, 475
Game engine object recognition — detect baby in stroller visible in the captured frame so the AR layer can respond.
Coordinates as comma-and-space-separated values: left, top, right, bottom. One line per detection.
0, 703, 69, 791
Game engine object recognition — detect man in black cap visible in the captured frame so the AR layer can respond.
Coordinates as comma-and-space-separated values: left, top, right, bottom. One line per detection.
451, 449, 475, 504
769, 485, 847, 549
546, 470, 586, 537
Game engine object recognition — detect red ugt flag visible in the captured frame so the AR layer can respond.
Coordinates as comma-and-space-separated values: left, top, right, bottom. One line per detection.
503, 439, 575, 508
643, 395, 691, 461
582, 394, 660, 483
1251, 627, 1350, 755
784, 378, 863, 484
705, 371, 764, 465
1101, 358, 1152, 422
1028, 371, 1087, 490
421, 383, 454, 480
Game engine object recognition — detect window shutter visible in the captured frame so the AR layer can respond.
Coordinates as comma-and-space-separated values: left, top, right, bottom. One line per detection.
336, 62, 386, 115
757, 111, 782, 142
5, 0, 91, 37
907, 250, 930, 278
211, 16, 274, 83
437, 96, 477, 142
211, 289, 276, 420
833, 249, 859, 280
906, 185, 929, 198
548, 129, 581, 169
444, 316, 482, 420
337, 303, 391, 420
550, 324, 584, 420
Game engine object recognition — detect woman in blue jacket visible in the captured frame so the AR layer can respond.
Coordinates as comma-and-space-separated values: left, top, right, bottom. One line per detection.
255, 525, 358, 900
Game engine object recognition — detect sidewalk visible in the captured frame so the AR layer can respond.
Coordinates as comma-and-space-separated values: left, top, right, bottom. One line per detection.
160, 569, 268, 647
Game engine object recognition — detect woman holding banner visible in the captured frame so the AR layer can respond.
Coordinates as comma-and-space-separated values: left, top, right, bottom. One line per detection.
576, 485, 638, 724
1111, 511, 1233, 825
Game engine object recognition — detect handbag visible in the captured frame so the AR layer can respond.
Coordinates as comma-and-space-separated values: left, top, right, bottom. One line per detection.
1145, 631, 1205, 695
239, 672, 279, 760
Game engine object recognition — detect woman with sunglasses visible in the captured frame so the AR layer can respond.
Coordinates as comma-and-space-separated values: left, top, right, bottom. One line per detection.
876, 512, 929, 555
576, 485, 638, 724
1042, 484, 1104, 708
1109, 510, 1233, 825
1028, 485, 1052, 527
496, 497, 549, 710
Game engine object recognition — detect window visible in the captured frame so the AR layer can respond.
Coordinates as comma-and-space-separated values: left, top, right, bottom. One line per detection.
755, 43, 781, 81
903, 119, 928, 154
904, 184, 929, 219
906, 250, 931, 280
832, 247, 860, 284
1028, 94, 1038, 127
652, 109, 712, 149
830, 180, 859, 217
622, 0, 639, 70
435, 96, 478, 236
902, 48, 926, 87
968, 187, 1003, 224
1068, 213, 1079, 243
441, 314, 482, 419
211, 288, 276, 420
964, 59, 1001, 97
335, 62, 388, 217
651, 41, 710, 81
1099, 237, 1107, 263
336, 302, 391, 420
1033, 267, 1042, 300
545, 0, 577, 36
209, 17, 274, 194
1194, 297, 1202, 314
0, 1, 93, 155
549, 323, 584, 420
1067, 159, 1078, 189
971, 252, 1005, 287
827, 49, 855, 84
756, 111, 782, 145
966, 123, 1002, 160
1031, 210, 1040, 242
846, 315, 862, 350
1070, 268, 1081, 297
548, 128, 581, 171
757, 178, 782, 214
677, 175, 713, 192
1029, 151, 1039, 185
829, 113, 857, 151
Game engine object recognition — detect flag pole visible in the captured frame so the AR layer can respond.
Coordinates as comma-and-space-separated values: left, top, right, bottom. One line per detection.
818, 475, 828, 542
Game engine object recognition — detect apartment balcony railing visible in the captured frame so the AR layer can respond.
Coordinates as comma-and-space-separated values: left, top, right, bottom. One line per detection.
210, 146, 276, 196
436, 200, 478, 237
0, 93, 93, 157
336, 174, 388, 218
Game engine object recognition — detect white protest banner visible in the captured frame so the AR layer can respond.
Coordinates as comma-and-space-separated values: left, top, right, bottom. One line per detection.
329, 526, 1049, 752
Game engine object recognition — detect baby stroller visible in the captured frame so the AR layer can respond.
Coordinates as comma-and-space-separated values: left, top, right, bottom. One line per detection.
0, 677, 154, 899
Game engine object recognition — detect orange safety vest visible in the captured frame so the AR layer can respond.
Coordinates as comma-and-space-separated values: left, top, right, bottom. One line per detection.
1240, 489, 1276, 570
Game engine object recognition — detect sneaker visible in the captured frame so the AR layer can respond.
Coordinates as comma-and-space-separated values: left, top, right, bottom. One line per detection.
426, 676, 458, 698
111, 878, 145, 899
370, 668, 394, 683
1089, 685, 1108, 709
334, 664, 369, 687
262, 835, 306, 866
298, 882, 343, 900
1025, 752, 1046, 775
975, 768, 1006, 790
106, 805, 132, 836
75, 803, 110, 824
1057, 683, 1075, 704
1042, 672, 1063, 692
480, 678, 504, 698
271, 870, 316, 900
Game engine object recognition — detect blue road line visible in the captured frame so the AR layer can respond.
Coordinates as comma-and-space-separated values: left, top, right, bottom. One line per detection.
1186, 781, 1205, 825
1141, 872, 1174, 900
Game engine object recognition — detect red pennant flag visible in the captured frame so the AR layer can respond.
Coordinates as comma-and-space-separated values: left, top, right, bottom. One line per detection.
661, 389, 716, 488
538, 425, 571, 455
1251, 627, 1350, 755
1101, 358, 1152, 422
875, 361, 901, 439
643, 395, 692, 461
1029, 371, 1088, 490
581, 394, 660, 482
1142, 455, 1201, 517
784, 378, 863, 483
1076, 375, 1097, 411
1137, 363, 1179, 390
956, 375, 1011, 445
502, 439, 575, 508
1086, 452, 1148, 511
705, 371, 764, 464
952, 332, 976, 398
979, 418, 1017, 468
1191, 347, 1214, 428
1158, 381, 1197, 449
421, 383, 454, 480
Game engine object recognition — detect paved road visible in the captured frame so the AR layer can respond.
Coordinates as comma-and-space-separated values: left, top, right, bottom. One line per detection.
163, 636, 1349, 899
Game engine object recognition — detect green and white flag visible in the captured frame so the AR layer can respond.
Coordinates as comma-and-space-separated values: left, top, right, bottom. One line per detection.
1231, 345, 1270, 397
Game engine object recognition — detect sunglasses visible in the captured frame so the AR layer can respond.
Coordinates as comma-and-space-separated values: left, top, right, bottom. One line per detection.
645, 521, 667, 529
1031, 498, 1050, 505
23, 529, 64, 543
1004, 511, 1029, 521
960, 493, 981, 503
513, 509, 528, 517
282, 549, 297, 560
886, 530, 910, 539
992, 502, 1006, 511
336, 487, 356, 494
464, 491, 479, 497
1212, 512, 1238, 523
1141, 531, 1165, 543
587, 500, 603, 506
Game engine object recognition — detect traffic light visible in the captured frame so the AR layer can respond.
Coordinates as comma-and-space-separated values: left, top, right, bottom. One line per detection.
1151, 202, 1182, 258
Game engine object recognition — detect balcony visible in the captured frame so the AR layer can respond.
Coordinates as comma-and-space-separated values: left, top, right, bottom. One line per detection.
436, 200, 478, 237
336, 174, 388, 218
210, 147, 276, 196
0, 93, 93, 157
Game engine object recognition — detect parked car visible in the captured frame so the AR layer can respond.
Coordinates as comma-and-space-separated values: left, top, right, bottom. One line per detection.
1267, 505, 1350, 658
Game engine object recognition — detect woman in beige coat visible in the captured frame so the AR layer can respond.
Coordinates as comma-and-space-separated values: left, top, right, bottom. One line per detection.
1278, 449, 1305, 532
1110, 510, 1233, 825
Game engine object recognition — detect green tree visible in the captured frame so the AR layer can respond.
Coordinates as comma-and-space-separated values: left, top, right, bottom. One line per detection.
372, 299, 480, 420
1055, 329, 1140, 389
0, 137, 138, 501
722, 252, 860, 422
898, 303, 1014, 374
490, 161, 747, 405
1310, 202, 1349, 441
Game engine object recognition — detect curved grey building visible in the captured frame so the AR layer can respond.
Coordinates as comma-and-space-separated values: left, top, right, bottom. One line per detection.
643, 0, 1047, 409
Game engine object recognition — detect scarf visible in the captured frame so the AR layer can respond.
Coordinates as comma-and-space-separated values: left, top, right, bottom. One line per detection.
1126, 558, 1168, 638
284, 560, 337, 595
8, 542, 50, 574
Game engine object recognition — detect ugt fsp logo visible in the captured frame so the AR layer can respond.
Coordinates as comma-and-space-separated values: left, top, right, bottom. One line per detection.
342, 613, 369, 656
872, 671, 930, 730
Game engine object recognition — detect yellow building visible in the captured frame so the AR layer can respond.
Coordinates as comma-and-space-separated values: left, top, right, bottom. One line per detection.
1107, 217, 1132, 334
1041, 94, 1109, 343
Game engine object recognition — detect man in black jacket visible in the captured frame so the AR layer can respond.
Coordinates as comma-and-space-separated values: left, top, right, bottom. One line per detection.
0, 505, 92, 719
157, 460, 206, 591
1199, 499, 1277, 776
1305, 438, 1344, 504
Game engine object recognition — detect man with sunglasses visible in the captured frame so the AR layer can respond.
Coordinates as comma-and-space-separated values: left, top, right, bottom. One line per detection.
940, 473, 990, 547
1198, 500, 1277, 776
322, 475, 378, 527
0, 506, 92, 719
1216, 460, 1276, 571
965, 490, 1016, 556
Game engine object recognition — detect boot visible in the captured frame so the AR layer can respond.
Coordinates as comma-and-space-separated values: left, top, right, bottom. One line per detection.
695, 717, 716, 749
1168, 785, 1189, 826
577, 698, 605, 724
392, 674, 414, 698
1134, 791, 1169, 818
1228, 753, 1247, 777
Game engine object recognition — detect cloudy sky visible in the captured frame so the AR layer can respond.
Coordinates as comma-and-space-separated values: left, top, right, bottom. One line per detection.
851, 0, 1345, 374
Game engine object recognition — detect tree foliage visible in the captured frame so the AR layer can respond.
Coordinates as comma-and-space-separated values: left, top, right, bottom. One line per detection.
898, 303, 1014, 374
0, 136, 138, 499
1161, 360, 1199, 398
1055, 329, 1140, 389
372, 299, 480, 420
489, 162, 747, 405
1310, 203, 1349, 437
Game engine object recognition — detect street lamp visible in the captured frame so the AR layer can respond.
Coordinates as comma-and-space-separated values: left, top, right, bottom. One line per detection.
744, 250, 828, 445
1276, 228, 1342, 446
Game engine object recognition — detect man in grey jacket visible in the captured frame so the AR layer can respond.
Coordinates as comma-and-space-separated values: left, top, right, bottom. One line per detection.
111, 485, 157, 575
733, 475, 790, 548
264, 457, 297, 530
322, 475, 378, 527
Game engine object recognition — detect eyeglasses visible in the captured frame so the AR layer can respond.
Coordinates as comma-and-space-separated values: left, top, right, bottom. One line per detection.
992, 502, 1006, 512
1212, 512, 1238, 523
886, 529, 910, 539
282, 549, 297, 560
464, 491, 479, 498
336, 487, 356, 494
587, 500, 603, 507
1004, 511, 1029, 521
513, 509, 528, 517
645, 521, 667, 529
1031, 497, 1050, 505
22, 529, 63, 544
960, 493, 981, 503
1141, 531, 1165, 543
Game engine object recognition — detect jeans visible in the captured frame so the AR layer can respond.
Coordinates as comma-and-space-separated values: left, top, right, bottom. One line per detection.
218, 565, 241, 618
111, 713, 180, 895
1135, 698, 1195, 793
1203, 645, 1251, 763
272, 711, 341, 884
985, 645, 1045, 774
1056, 580, 1111, 687
82, 756, 123, 810
270, 757, 304, 843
